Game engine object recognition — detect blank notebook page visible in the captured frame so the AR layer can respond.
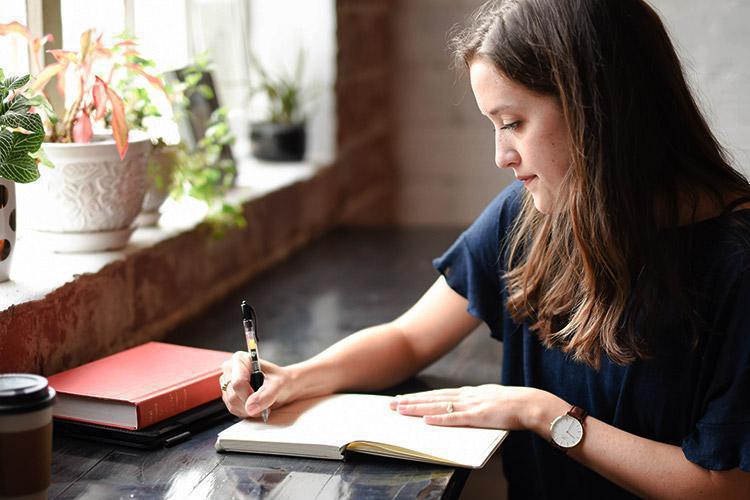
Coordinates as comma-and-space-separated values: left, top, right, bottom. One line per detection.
217, 394, 507, 467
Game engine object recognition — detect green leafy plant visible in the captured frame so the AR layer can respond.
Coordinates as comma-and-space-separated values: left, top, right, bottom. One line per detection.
249, 51, 310, 125
0, 71, 45, 183
166, 57, 243, 234
109, 33, 177, 145
171, 107, 244, 236
110, 47, 243, 235
111, 40, 162, 134
175, 52, 216, 108
109, 34, 178, 204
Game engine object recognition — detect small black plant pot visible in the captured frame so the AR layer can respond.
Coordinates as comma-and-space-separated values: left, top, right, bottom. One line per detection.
249, 121, 306, 162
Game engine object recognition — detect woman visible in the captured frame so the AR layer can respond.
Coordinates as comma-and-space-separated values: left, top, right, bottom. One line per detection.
221, 0, 750, 497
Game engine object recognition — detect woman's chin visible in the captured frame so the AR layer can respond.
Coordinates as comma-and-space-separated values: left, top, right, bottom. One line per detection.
531, 196, 551, 214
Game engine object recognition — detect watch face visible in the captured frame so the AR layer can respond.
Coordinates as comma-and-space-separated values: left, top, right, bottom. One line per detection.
550, 414, 583, 449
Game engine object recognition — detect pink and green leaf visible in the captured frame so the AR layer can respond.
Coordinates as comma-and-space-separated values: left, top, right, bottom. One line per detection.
48, 49, 78, 64
55, 64, 67, 101
104, 85, 129, 159
92, 76, 108, 120
0, 21, 31, 40
71, 111, 92, 143
78, 29, 93, 64
29, 62, 66, 94
125, 63, 166, 90
31, 33, 54, 55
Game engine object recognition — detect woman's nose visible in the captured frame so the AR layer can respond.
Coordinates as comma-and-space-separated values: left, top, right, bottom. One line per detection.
495, 144, 521, 169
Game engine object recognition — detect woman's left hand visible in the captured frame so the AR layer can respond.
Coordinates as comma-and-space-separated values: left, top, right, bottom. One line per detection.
389, 384, 549, 430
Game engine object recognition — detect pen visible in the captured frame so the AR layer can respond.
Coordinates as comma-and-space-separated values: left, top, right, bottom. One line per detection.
241, 300, 269, 423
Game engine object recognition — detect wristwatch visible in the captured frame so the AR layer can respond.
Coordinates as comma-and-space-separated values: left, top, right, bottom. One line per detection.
549, 405, 587, 451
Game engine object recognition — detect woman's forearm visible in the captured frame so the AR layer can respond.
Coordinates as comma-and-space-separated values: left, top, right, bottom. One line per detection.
283, 277, 479, 403
527, 392, 750, 499
285, 323, 423, 401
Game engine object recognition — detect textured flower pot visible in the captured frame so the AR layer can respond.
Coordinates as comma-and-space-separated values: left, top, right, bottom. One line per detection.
21, 133, 151, 252
0, 179, 16, 282
136, 145, 179, 227
249, 121, 306, 162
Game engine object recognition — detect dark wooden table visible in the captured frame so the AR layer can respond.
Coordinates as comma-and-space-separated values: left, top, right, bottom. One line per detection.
50, 228, 504, 499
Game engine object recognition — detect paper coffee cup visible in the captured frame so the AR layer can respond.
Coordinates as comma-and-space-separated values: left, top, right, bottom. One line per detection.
0, 374, 56, 500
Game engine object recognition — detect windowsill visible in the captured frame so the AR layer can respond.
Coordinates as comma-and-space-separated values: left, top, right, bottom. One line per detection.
0, 158, 323, 312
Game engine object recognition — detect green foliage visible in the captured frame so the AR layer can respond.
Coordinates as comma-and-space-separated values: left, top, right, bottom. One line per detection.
180, 53, 215, 103
110, 32, 168, 139
170, 107, 244, 237
250, 50, 310, 125
166, 57, 244, 235
0, 71, 45, 183
111, 46, 245, 236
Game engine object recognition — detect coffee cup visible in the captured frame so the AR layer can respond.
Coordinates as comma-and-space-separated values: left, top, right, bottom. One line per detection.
0, 374, 56, 500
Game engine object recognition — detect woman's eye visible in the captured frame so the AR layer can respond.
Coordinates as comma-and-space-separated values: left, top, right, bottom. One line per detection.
500, 121, 520, 131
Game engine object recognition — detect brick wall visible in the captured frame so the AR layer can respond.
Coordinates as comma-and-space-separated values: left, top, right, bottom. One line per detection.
393, 0, 513, 226
335, 0, 396, 225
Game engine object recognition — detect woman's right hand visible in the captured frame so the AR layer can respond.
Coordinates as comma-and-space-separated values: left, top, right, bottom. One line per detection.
220, 351, 295, 419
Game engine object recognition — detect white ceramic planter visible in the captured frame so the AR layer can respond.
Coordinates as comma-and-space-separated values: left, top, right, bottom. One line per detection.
136, 145, 179, 227
0, 179, 16, 282
21, 133, 151, 252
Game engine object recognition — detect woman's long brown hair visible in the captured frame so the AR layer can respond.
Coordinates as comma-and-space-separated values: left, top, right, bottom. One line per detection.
450, 0, 750, 368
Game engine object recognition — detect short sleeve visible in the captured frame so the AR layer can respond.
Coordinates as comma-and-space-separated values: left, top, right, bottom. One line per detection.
432, 181, 523, 339
682, 265, 750, 471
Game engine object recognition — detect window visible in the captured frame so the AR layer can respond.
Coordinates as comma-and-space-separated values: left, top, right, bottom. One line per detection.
131, 0, 191, 71
186, 0, 250, 109
2, 0, 335, 163
61, 0, 125, 49
0, 1, 30, 75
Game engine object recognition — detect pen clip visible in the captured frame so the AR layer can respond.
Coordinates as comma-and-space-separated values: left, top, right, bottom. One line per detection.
251, 307, 258, 341
241, 300, 259, 341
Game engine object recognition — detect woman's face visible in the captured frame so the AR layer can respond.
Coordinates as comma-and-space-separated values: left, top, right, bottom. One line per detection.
470, 58, 572, 213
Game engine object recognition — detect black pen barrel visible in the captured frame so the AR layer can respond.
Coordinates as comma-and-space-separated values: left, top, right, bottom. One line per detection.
250, 371, 265, 392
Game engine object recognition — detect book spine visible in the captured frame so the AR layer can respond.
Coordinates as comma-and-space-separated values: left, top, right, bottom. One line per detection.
135, 374, 221, 429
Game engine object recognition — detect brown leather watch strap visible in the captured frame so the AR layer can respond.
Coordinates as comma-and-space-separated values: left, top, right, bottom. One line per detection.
568, 405, 587, 422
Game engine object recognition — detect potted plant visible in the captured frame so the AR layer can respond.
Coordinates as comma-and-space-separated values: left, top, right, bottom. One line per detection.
0, 71, 45, 282
248, 51, 310, 162
0, 24, 153, 252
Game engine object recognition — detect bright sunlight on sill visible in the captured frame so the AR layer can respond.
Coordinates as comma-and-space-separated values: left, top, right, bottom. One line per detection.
0, 157, 324, 312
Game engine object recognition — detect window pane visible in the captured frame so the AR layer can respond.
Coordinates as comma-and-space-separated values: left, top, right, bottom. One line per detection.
132, 0, 190, 71
187, 0, 251, 109
0, 1, 30, 75
249, 0, 337, 163
61, 0, 125, 49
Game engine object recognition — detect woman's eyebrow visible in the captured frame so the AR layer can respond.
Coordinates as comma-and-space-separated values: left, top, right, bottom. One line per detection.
487, 103, 513, 116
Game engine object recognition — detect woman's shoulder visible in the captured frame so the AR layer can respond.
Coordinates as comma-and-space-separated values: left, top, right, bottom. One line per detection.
699, 210, 750, 269
470, 180, 525, 236
489, 179, 525, 214
687, 211, 750, 306
449, 181, 525, 273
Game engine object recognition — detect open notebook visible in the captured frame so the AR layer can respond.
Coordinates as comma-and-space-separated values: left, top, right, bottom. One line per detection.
215, 394, 507, 469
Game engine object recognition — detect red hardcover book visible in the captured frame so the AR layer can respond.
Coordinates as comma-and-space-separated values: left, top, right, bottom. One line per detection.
48, 342, 231, 430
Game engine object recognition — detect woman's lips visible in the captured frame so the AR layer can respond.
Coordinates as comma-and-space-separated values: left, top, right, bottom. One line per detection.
517, 175, 537, 187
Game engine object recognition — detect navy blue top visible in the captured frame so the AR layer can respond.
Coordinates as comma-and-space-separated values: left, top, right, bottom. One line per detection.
433, 181, 750, 499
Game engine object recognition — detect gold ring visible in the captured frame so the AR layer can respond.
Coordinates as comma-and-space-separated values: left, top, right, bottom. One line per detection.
446, 402, 454, 414
220, 377, 231, 391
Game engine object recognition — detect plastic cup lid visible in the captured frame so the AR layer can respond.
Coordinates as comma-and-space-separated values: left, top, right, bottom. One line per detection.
0, 373, 56, 414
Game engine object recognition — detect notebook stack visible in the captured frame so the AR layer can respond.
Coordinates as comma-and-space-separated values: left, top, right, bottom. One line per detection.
48, 342, 233, 448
